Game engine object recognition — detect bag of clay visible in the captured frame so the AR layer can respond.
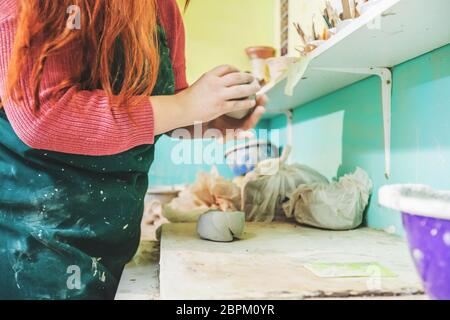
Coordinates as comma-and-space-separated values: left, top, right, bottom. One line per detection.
164, 167, 241, 222
283, 167, 373, 230
163, 188, 210, 223
242, 147, 328, 222
190, 167, 241, 212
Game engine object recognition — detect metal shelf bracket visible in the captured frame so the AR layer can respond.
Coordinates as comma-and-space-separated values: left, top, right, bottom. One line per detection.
311, 67, 393, 179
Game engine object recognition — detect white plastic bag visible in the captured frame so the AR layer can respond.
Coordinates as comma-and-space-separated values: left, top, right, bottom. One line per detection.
242, 147, 328, 222
283, 168, 373, 230
163, 167, 241, 222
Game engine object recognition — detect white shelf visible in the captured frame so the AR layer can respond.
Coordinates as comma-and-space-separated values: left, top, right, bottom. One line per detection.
264, 0, 450, 115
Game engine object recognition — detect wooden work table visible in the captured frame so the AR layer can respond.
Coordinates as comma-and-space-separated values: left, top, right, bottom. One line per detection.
116, 222, 426, 300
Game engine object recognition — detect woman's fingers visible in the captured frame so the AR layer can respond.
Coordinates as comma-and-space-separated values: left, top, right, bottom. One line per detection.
222, 93, 267, 115
224, 99, 257, 112
224, 81, 261, 101
256, 94, 268, 107
222, 72, 254, 87
209, 65, 262, 103
210, 64, 240, 77
207, 105, 266, 138
242, 106, 266, 130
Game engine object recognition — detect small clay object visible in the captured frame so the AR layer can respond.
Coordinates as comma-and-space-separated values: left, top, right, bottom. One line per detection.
197, 211, 245, 242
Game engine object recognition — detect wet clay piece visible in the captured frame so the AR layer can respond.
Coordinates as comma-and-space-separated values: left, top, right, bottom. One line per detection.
197, 211, 245, 242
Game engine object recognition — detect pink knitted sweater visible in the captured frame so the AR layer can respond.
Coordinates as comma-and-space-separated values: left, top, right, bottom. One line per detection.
0, 0, 188, 156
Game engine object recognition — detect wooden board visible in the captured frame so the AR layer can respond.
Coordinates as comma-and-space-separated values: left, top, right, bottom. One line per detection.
160, 223, 424, 300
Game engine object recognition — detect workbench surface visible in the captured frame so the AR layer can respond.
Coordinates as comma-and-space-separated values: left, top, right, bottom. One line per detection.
115, 241, 160, 300
116, 222, 426, 300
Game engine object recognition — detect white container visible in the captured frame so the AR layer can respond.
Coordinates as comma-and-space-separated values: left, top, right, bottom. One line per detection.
249, 58, 267, 81
336, 19, 355, 33
307, 40, 326, 48
358, 0, 383, 15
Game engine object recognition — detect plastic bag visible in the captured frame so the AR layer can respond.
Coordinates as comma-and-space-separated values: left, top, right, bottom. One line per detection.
283, 167, 373, 230
163, 188, 210, 223
242, 147, 328, 222
191, 168, 241, 212
164, 167, 241, 222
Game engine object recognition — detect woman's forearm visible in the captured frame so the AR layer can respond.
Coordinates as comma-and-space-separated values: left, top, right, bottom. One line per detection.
151, 94, 195, 136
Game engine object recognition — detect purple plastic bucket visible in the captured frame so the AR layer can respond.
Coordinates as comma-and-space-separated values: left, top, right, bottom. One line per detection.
402, 213, 450, 300
379, 185, 450, 300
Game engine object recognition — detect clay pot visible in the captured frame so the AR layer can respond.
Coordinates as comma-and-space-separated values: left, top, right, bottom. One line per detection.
245, 46, 276, 60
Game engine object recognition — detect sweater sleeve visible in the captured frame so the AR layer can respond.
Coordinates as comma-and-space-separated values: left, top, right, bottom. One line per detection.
0, 0, 182, 156
158, 0, 189, 93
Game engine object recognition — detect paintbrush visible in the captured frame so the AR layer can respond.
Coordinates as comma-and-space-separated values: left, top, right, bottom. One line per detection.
322, 27, 330, 40
323, 10, 333, 29
293, 22, 307, 46
312, 15, 319, 40
325, 1, 339, 28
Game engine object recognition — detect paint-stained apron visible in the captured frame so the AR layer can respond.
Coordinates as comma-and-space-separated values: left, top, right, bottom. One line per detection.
0, 26, 175, 300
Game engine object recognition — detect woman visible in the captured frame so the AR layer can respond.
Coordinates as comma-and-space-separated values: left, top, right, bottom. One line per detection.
0, 0, 266, 299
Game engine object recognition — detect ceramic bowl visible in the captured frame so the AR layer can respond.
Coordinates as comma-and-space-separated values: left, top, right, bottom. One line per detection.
225, 140, 279, 177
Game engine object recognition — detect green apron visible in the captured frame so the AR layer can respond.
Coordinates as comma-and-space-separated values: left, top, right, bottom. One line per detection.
0, 26, 175, 300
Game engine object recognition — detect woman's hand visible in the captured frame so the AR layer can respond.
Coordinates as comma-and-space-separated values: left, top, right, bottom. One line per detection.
152, 65, 262, 136
177, 65, 261, 123
207, 95, 268, 137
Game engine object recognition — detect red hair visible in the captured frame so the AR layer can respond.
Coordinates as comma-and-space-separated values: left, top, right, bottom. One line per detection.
7, 0, 162, 111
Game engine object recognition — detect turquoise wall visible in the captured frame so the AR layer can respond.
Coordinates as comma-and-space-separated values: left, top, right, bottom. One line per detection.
149, 45, 450, 235
268, 44, 450, 235
149, 136, 232, 186
149, 120, 271, 186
